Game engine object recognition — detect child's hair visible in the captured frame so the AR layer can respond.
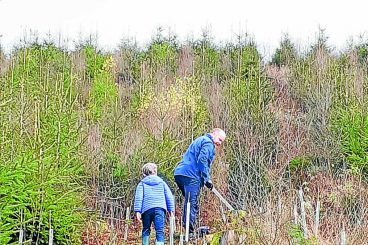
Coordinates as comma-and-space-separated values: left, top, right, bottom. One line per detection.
142, 162, 157, 177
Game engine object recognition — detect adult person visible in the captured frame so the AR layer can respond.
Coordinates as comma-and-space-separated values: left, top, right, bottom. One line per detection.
174, 128, 226, 234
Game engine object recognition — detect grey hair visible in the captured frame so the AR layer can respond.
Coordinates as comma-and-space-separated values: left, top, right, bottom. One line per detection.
212, 128, 226, 138
142, 162, 157, 177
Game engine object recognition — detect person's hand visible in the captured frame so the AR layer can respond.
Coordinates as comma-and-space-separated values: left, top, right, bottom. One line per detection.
136, 212, 142, 222
205, 181, 213, 190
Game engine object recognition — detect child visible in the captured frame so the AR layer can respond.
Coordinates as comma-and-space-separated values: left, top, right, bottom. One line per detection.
134, 163, 175, 245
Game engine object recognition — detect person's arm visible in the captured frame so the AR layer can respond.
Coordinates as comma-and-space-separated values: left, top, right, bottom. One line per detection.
164, 182, 175, 215
197, 142, 214, 184
134, 182, 144, 221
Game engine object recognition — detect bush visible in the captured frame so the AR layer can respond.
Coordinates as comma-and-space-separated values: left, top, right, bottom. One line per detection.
331, 107, 368, 178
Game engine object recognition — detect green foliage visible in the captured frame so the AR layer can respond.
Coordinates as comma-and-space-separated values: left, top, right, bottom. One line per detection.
116, 38, 141, 85
97, 152, 137, 201
0, 43, 84, 244
88, 71, 118, 120
224, 41, 274, 209
287, 156, 315, 187
148, 42, 177, 69
0, 158, 84, 244
309, 27, 331, 56
181, 77, 210, 132
9, 44, 73, 96
225, 42, 271, 119
234, 43, 262, 80
0, 42, 4, 60
194, 40, 220, 78
288, 224, 317, 245
356, 42, 368, 64
143, 132, 181, 182
82, 46, 119, 121
209, 232, 222, 245
331, 107, 368, 178
130, 81, 154, 115
272, 34, 297, 66
130, 76, 209, 134
289, 156, 312, 173
83, 45, 106, 79
144, 30, 178, 76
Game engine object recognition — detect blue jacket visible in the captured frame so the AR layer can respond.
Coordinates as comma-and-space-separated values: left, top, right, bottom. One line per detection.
134, 175, 175, 214
174, 134, 215, 185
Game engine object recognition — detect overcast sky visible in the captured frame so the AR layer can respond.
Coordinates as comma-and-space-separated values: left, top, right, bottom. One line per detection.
0, 0, 367, 56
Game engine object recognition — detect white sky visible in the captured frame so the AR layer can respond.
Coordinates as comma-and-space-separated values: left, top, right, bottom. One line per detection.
0, 0, 367, 56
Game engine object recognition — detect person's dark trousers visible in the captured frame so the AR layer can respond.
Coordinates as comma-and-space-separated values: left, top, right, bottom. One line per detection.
141, 207, 166, 244
174, 175, 201, 233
